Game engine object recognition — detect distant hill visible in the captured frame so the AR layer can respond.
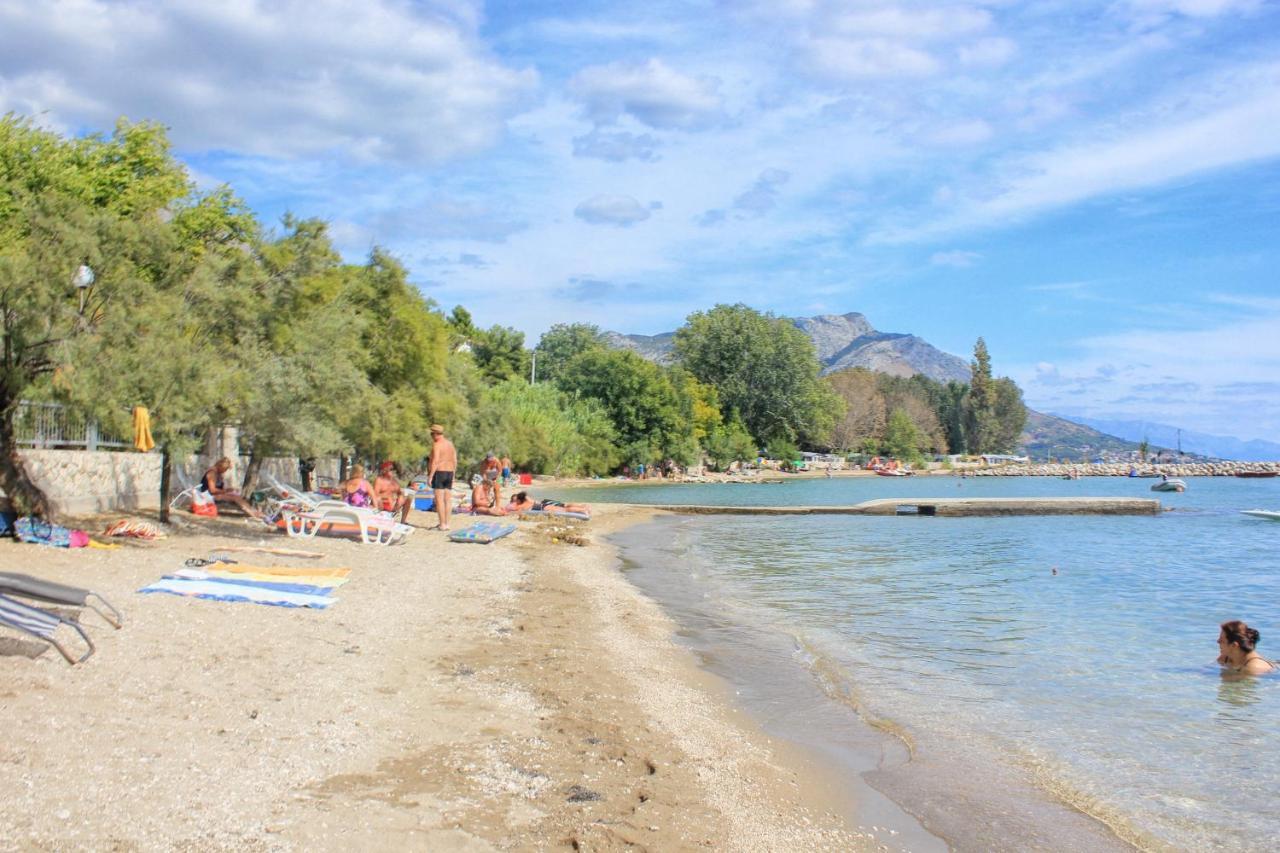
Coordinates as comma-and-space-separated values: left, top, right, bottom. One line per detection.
605, 312, 970, 382
1020, 410, 1149, 461
603, 311, 1146, 460
1056, 415, 1280, 462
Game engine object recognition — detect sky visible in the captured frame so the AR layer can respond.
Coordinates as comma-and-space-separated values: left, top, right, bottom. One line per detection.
2, 0, 1279, 440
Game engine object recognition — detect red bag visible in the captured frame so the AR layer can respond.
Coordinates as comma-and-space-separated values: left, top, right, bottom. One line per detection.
191, 489, 218, 517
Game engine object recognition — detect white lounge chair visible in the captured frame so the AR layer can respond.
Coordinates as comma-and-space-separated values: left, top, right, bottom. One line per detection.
281, 505, 412, 546
168, 470, 199, 512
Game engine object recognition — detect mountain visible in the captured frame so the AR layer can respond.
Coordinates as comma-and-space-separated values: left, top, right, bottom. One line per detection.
1055, 415, 1280, 462
605, 312, 971, 382
793, 313, 971, 381
600, 330, 677, 365
1019, 410, 1150, 460
602, 311, 1147, 460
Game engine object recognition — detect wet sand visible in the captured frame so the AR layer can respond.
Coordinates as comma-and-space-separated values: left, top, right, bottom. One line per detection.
0, 506, 881, 850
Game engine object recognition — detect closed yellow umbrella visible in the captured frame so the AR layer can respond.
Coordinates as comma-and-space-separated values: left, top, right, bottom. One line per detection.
132, 406, 155, 452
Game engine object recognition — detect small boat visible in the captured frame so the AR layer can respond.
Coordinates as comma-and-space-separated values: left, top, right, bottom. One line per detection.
1235, 471, 1278, 478
1151, 478, 1187, 492
876, 469, 910, 477
1241, 509, 1280, 521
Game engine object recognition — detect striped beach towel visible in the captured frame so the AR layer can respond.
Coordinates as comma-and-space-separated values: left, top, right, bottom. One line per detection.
138, 578, 336, 609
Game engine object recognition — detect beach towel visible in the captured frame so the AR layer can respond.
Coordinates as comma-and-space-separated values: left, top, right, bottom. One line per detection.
104, 518, 164, 540
13, 517, 89, 548
138, 577, 335, 609
449, 522, 516, 544
202, 563, 351, 579
173, 566, 349, 590
168, 570, 338, 597
132, 406, 155, 452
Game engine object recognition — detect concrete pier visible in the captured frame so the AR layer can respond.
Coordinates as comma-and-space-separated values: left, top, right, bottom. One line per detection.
659, 497, 1162, 517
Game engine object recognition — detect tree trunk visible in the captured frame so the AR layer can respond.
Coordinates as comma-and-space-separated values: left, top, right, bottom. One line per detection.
0, 404, 51, 519
158, 444, 172, 524
241, 450, 263, 496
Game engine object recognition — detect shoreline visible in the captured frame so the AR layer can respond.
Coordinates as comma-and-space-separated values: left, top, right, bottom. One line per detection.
1, 504, 890, 849
610, 513, 1141, 853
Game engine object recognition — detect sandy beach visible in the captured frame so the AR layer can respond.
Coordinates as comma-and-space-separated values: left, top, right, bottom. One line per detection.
0, 506, 876, 851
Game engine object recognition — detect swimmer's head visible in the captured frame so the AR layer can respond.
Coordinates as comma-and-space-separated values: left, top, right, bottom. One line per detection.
1220, 620, 1261, 653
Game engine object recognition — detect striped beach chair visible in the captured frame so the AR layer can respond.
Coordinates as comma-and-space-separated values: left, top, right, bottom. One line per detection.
0, 594, 96, 664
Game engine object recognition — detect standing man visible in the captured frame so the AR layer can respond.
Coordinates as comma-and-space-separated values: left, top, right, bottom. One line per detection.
500, 454, 512, 487
427, 424, 457, 531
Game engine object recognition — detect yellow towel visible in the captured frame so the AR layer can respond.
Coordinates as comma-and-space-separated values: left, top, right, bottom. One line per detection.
132, 406, 155, 452
206, 569, 346, 587
210, 564, 351, 579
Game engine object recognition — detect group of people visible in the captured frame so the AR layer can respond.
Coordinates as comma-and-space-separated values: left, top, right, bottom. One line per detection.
426, 423, 587, 531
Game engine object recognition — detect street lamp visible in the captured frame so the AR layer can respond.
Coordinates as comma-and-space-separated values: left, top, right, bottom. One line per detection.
73, 263, 95, 315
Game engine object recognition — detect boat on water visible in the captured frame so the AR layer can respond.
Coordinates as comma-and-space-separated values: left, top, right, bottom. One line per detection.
1235, 471, 1278, 478
876, 468, 911, 477
1151, 478, 1187, 492
1241, 509, 1280, 521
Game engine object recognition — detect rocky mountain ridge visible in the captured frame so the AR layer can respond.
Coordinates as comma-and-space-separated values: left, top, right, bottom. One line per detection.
603, 311, 1147, 459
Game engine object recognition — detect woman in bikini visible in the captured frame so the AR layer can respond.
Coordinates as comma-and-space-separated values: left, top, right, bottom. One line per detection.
1217, 620, 1276, 676
504, 491, 590, 516
200, 457, 263, 519
342, 464, 376, 509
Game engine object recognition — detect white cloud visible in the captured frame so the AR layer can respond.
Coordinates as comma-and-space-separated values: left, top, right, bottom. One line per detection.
572, 129, 661, 162
825, 5, 992, 40
958, 37, 1017, 67
574, 195, 653, 226
1124, 0, 1264, 19
930, 250, 981, 267
873, 63, 1280, 242
568, 58, 724, 130
1018, 303, 1280, 440
807, 37, 941, 79
0, 0, 536, 164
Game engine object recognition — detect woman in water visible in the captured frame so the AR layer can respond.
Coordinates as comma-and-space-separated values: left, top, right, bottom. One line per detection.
1217, 620, 1276, 676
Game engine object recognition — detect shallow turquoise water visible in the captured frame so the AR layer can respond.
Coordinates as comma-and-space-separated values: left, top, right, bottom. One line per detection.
568, 477, 1280, 850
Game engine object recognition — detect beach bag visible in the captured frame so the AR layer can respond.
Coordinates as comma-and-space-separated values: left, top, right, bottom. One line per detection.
191, 489, 218, 517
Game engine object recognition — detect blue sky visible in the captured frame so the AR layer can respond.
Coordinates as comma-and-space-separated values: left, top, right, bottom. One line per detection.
2, 0, 1279, 439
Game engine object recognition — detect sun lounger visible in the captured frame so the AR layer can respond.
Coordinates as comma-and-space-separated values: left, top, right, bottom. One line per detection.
449, 522, 517, 544
0, 593, 96, 664
0, 572, 123, 628
279, 506, 412, 545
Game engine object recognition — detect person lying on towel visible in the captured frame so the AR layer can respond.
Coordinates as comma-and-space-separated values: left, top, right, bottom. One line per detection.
202, 457, 263, 519
505, 492, 590, 516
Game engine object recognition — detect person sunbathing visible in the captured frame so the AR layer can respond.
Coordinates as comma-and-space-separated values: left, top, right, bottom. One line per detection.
470, 475, 506, 516
200, 457, 263, 519
342, 464, 375, 509
505, 491, 590, 516
373, 461, 411, 522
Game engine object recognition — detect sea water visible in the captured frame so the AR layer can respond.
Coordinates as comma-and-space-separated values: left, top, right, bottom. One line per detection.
559, 476, 1280, 851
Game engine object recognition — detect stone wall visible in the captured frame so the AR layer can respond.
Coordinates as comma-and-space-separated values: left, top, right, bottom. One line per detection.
11, 450, 342, 516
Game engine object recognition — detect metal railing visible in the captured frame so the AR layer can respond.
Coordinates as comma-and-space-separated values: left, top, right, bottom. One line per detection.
13, 401, 131, 451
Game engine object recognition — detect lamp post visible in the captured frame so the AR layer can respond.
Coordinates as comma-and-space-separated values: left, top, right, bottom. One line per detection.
73, 263, 95, 315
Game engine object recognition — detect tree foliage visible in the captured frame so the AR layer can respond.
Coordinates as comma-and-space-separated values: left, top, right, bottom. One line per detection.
673, 304, 840, 446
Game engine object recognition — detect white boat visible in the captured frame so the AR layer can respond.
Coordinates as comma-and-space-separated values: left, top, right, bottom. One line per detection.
1241, 509, 1280, 521
1151, 478, 1186, 492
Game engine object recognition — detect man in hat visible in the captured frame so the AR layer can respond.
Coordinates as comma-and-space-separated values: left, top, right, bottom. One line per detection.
427, 424, 457, 531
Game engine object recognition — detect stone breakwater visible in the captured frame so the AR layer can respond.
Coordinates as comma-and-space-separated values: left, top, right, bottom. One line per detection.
964, 461, 1280, 477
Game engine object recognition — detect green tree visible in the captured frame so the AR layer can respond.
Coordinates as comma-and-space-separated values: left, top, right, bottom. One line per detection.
534, 322, 606, 384
989, 377, 1028, 453
557, 348, 687, 467
964, 337, 998, 453
472, 325, 530, 383
0, 116, 199, 515
703, 416, 757, 471
673, 304, 840, 446
883, 409, 924, 461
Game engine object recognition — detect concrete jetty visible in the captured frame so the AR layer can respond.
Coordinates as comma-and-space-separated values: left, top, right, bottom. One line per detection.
660, 497, 1162, 517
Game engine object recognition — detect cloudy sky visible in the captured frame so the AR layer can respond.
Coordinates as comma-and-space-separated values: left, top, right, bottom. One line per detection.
3, 0, 1279, 439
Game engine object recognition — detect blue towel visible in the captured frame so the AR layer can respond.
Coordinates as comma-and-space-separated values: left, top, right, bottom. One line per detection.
139, 578, 335, 609
162, 574, 334, 596
449, 522, 516, 544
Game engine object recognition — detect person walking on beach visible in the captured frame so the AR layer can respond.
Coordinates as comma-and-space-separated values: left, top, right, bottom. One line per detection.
428, 424, 457, 531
